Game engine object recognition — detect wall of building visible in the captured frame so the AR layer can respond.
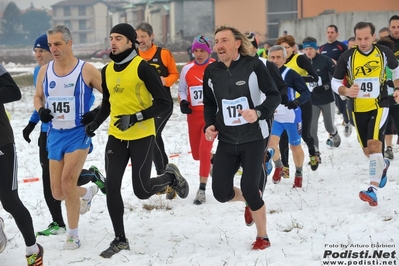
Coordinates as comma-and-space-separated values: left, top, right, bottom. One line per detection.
170, 0, 213, 43
214, 0, 267, 43
279, 11, 398, 45
93, 3, 108, 45
298, 0, 399, 18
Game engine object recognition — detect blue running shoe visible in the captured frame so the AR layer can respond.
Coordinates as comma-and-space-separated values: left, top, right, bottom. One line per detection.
266, 148, 275, 175
359, 187, 378, 207
379, 159, 390, 189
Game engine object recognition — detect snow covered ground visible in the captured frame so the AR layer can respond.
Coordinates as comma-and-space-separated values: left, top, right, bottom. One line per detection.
1, 63, 398, 265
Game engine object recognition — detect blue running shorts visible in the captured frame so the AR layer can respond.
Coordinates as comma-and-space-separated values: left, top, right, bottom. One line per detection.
47, 126, 93, 161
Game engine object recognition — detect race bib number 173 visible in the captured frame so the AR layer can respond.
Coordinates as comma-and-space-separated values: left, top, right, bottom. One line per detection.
222, 97, 250, 126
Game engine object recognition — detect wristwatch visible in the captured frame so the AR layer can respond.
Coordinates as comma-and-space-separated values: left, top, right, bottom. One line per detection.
255, 109, 262, 119
135, 112, 143, 121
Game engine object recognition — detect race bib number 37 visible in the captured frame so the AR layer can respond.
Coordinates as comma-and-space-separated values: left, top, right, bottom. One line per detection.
222, 97, 250, 126
189, 85, 203, 106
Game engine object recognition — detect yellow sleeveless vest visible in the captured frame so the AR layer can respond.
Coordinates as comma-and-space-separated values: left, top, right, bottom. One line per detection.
106, 57, 156, 140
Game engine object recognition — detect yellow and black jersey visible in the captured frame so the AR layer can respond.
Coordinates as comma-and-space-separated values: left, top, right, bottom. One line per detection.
333, 44, 399, 112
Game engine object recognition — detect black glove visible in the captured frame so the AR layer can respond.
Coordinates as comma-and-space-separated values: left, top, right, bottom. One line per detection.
85, 121, 99, 137
313, 85, 326, 93
22, 122, 36, 143
81, 106, 100, 125
180, 100, 192, 114
38, 107, 53, 123
114, 115, 137, 131
280, 92, 289, 105
386, 80, 394, 88
285, 99, 300, 110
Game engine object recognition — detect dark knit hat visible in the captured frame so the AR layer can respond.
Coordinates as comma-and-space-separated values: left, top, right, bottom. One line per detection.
33, 34, 49, 51
110, 23, 139, 44
245, 32, 258, 49
192, 35, 212, 54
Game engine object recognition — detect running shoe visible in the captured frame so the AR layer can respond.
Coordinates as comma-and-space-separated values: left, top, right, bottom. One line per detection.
344, 123, 352, 138
63, 235, 81, 250
26, 243, 44, 266
193, 189, 206, 205
165, 163, 189, 198
359, 187, 378, 207
36, 222, 66, 236
80, 185, 99, 215
282, 166, 290, 179
293, 174, 302, 188
252, 237, 271, 250
265, 148, 275, 175
89, 166, 106, 194
384, 146, 394, 160
100, 237, 130, 258
309, 155, 319, 171
272, 166, 283, 184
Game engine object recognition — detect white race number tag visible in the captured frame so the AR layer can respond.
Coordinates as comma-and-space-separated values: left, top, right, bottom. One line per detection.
222, 97, 250, 126
47, 96, 75, 121
354, 77, 379, 98
189, 85, 203, 106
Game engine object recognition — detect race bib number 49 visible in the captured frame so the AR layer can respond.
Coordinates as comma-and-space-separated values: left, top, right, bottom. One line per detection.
222, 97, 250, 126
354, 77, 379, 98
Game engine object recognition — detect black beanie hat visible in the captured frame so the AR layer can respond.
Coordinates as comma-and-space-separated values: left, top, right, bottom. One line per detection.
110, 23, 138, 44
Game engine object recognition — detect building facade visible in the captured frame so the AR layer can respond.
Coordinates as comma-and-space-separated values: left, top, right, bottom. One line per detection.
51, 0, 214, 48
214, 0, 399, 42
51, 0, 112, 45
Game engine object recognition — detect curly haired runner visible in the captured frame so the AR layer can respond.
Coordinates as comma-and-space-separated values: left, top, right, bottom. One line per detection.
203, 25, 280, 250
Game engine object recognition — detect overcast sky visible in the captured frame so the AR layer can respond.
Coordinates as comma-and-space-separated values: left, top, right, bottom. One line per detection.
0, 0, 56, 10
2, 0, 144, 11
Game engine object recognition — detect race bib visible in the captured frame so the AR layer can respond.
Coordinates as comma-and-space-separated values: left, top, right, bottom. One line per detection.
354, 77, 379, 98
221, 97, 250, 126
189, 85, 203, 106
47, 96, 76, 121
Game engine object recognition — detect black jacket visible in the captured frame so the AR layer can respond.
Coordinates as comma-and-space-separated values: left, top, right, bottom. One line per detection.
307, 53, 336, 105
0, 63, 21, 147
203, 55, 281, 145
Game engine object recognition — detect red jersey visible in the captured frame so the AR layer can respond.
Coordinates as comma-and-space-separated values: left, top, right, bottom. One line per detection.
178, 58, 215, 111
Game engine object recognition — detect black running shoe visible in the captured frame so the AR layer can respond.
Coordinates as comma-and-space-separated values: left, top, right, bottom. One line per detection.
89, 166, 106, 194
100, 237, 130, 258
165, 163, 189, 199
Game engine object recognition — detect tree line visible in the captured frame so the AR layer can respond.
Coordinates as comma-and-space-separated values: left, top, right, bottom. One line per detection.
1, 1, 51, 46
